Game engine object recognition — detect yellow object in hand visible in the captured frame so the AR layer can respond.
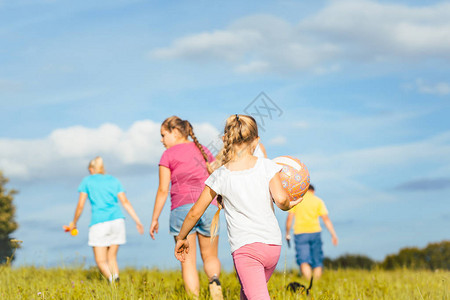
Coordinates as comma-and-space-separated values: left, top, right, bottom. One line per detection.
63, 225, 78, 236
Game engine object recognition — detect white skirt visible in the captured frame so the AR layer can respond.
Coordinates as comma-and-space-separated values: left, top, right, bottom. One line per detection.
88, 218, 126, 247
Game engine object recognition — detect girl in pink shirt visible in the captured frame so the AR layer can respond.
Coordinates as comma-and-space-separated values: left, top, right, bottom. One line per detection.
150, 116, 223, 299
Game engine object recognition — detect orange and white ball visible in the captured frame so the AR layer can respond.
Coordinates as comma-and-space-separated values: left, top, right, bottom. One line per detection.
273, 156, 310, 201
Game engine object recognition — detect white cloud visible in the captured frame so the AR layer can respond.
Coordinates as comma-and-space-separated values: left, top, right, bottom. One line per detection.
234, 60, 269, 74
268, 135, 287, 146
0, 120, 220, 180
150, 1, 450, 74
302, 0, 450, 60
292, 121, 309, 129
150, 14, 340, 73
415, 79, 450, 96
152, 29, 262, 62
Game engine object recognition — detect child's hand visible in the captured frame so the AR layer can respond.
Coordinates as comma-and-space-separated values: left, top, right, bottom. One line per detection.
136, 222, 144, 234
68, 222, 76, 231
286, 234, 292, 248
288, 197, 303, 209
332, 235, 338, 246
174, 238, 189, 262
149, 220, 159, 239
63, 222, 78, 236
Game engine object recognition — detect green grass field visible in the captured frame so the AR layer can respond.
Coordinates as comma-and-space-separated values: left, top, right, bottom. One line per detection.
0, 266, 448, 299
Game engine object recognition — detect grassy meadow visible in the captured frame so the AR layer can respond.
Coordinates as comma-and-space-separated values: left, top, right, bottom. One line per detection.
0, 266, 448, 299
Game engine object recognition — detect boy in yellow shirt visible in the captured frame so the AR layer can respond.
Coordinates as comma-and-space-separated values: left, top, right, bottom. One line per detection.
286, 185, 338, 280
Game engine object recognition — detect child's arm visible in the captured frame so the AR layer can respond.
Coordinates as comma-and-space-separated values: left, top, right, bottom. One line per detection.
174, 186, 216, 262
285, 212, 295, 241
269, 173, 303, 211
69, 192, 87, 230
150, 166, 171, 239
118, 192, 144, 234
321, 214, 338, 246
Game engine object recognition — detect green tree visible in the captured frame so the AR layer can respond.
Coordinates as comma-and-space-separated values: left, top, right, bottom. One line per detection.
324, 254, 376, 270
423, 241, 450, 270
0, 171, 19, 264
380, 241, 450, 270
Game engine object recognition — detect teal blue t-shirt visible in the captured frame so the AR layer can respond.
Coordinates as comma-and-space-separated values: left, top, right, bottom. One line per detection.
78, 174, 125, 226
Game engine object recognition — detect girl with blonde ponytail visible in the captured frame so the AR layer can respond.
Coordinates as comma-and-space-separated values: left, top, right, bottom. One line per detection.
150, 116, 223, 299
175, 114, 303, 300
69, 156, 144, 283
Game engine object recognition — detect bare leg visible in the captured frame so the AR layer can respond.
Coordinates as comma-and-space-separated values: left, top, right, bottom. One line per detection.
312, 266, 322, 280
179, 233, 199, 297
300, 263, 312, 281
198, 233, 221, 279
107, 244, 120, 279
198, 233, 223, 300
93, 247, 112, 280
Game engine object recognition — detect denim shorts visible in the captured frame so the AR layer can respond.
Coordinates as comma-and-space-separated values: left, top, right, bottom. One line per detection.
294, 232, 323, 268
169, 203, 219, 237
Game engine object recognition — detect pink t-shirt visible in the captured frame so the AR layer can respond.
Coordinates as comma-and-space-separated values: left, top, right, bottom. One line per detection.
159, 142, 217, 210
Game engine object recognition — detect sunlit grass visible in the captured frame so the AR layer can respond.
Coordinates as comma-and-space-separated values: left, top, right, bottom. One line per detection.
0, 266, 448, 299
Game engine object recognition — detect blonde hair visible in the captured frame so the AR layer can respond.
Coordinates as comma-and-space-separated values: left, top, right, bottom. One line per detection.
161, 116, 213, 174
88, 156, 106, 174
215, 114, 259, 166
210, 114, 259, 240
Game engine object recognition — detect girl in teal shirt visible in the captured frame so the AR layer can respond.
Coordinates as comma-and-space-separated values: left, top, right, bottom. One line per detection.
69, 156, 144, 283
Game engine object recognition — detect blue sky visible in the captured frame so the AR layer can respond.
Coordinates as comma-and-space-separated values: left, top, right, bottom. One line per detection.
1, 0, 449, 270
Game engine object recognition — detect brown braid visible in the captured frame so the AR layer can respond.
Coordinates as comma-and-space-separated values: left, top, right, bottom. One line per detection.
186, 121, 214, 174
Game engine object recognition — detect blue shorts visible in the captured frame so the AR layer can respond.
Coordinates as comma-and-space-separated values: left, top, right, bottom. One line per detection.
169, 203, 219, 237
294, 232, 323, 268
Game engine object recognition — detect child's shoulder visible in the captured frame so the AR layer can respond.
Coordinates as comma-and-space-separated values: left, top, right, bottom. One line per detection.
164, 142, 196, 154
260, 157, 273, 163
259, 157, 278, 168
208, 165, 229, 182
212, 165, 227, 175
80, 175, 91, 184
258, 157, 283, 178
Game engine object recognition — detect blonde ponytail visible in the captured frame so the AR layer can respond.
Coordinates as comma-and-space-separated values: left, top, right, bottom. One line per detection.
88, 156, 106, 174
210, 206, 221, 242
215, 114, 258, 166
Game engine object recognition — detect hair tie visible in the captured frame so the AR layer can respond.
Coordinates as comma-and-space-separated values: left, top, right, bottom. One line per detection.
235, 114, 239, 121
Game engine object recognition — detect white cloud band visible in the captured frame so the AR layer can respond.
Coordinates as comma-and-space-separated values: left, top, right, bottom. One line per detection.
0, 120, 220, 180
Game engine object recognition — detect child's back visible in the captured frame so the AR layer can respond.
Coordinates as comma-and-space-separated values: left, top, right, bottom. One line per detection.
206, 157, 282, 252
160, 142, 215, 210
290, 190, 328, 234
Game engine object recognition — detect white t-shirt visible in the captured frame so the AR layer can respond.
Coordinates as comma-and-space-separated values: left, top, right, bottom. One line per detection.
253, 143, 265, 158
205, 157, 282, 253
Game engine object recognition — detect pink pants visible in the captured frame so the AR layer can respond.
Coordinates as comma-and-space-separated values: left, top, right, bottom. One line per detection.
232, 243, 281, 300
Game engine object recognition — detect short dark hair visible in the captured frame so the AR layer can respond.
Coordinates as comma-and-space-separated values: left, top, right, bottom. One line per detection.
308, 184, 315, 192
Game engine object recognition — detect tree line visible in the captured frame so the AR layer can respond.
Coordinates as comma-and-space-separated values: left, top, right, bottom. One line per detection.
0, 172, 19, 264
324, 240, 450, 270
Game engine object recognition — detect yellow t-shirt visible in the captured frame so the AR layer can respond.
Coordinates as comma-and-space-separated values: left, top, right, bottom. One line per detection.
289, 191, 328, 234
